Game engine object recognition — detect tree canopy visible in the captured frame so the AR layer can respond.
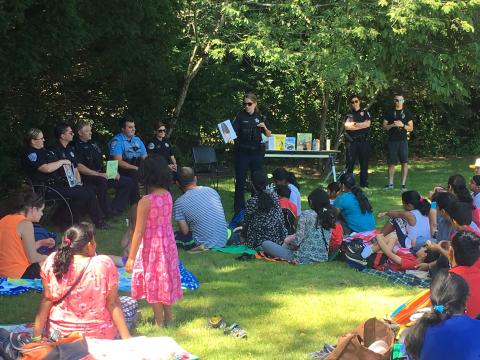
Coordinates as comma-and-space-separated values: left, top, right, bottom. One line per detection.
1, 0, 479, 190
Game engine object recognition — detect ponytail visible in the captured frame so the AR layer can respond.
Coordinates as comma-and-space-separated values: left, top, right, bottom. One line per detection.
351, 186, 373, 214
308, 188, 337, 230
53, 222, 95, 279
405, 271, 468, 360
402, 190, 431, 216
272, 167, 300, 190
448, 174, 473, 205
287, 172, 300, 190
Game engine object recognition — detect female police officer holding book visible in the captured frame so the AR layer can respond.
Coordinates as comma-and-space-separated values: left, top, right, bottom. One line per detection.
232, 93, 271, 213
344, 94, 371, 188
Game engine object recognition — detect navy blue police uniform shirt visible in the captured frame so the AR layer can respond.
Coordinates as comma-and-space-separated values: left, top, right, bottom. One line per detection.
22, 146, 64, 184
146, 137, 174, 164
74, 139, 103, 172
345, 108, 371, 140
50, 143, 78, 167
384, 108, 413, 142
232, 111, 269, 152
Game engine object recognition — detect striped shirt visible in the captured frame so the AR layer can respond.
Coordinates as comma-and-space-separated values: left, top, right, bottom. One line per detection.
173, 186, 228, 248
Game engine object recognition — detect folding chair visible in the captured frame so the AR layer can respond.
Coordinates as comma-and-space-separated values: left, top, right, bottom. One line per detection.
192, 145, 220, 190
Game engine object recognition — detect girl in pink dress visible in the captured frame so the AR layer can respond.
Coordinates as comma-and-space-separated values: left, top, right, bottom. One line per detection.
125, 155, 183, 326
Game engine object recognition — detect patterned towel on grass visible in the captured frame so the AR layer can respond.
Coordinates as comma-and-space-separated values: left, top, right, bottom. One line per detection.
212, 245, 257, 255
0, 260, 199, 295
361, 268, 431, 288
118, 260, 199, 292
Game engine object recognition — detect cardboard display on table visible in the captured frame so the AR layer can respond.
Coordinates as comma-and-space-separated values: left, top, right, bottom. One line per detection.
217, 120, 237, 143
297, 133, 312, 151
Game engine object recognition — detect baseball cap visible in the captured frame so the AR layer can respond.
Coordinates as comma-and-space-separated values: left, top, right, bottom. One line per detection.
469, 158, 480, 169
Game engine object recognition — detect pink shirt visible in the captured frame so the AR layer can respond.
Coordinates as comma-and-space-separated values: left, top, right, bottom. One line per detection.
41, 253, 119, 339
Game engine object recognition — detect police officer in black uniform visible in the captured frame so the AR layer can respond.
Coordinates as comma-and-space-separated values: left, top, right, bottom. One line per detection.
344, 94, 372, 188
22, 127, 106, 228
74, 121, 136, 217
232, 93, 272, 213
146, 121, 178, 172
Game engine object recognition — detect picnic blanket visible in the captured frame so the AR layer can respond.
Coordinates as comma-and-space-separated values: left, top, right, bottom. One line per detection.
0, 260, 199, 295
361, 268, 431, 288
212, 245, 257, 255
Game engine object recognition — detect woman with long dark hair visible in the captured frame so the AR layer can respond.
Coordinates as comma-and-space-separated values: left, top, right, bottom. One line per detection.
0, 190, 54, 278
241, 171, 286, 249
33, 223, 130, 339
262, 188, 337, 263
405, 270, 480, 360
232, 93, 272, 214
334, 173, 375, 233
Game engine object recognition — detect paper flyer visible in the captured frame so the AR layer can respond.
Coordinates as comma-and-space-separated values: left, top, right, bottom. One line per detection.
217, 119, 237, 143
106, 160, 118, 180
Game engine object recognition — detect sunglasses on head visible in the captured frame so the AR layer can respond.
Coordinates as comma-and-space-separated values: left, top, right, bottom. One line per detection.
157, 129, 166, 133
243, 102, 253, 106
351, 99, 359, 104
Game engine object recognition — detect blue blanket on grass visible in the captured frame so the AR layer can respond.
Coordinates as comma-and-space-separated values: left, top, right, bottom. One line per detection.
0, 260, 199, 295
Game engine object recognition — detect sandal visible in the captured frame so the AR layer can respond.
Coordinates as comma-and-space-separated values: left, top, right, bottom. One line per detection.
206, 315, 226, 329
224, 323, 247, 339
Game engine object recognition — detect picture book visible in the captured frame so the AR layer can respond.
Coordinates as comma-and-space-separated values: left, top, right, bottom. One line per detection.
284, 137, 296, 151
106, 160, 118, 180
296, 133, 312, 151
63, 164, 77, 188
217, 119, 237, 143
273, 134, 286, 151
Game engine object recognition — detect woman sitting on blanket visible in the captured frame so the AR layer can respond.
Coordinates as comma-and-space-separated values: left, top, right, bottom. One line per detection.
0, 190, 55, 279
262, 188, 337, 263
241, 171, 287, 249
33, 222, 130, 340
405, 270, 480, 360
333, 173, 375, 234
377, 190, 432, 250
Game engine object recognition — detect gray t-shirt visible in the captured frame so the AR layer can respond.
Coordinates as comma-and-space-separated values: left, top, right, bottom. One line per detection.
173, 186, 228, 248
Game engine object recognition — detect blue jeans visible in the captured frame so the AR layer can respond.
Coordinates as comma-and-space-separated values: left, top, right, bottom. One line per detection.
261, 241, 294, 260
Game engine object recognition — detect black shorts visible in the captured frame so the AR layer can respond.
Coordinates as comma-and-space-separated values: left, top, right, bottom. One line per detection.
387, 140, 408, 165
21, 262, 41, 279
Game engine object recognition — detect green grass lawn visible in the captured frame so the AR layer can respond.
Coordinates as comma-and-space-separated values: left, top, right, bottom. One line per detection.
0, 158, 476, 359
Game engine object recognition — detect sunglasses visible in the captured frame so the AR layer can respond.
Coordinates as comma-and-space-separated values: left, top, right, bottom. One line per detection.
157, 129, 166, 133
243, 102, 254, 106
394, 98, 403, 103
351, 100, 359, 104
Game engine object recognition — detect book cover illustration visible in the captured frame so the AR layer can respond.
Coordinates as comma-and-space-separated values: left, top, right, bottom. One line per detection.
284, 137, 296, 151
106, 160, 118, 180
63, 164, 77, 188
297, 133, 312, 151
217, 119, 237, 144
273, 134, 286, 151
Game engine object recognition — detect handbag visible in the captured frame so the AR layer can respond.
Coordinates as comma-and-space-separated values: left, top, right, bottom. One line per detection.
325, 318, 395, 360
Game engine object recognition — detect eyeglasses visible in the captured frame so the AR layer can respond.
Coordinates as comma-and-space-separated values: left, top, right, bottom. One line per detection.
33, 137, 45, 141
243, 102, 254, 106
351, 100, 359, 104
157, 129, 166, 133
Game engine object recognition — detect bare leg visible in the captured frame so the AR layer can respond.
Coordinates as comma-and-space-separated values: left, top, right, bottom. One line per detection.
372, 232, 398, 253
163, 305, 174, 326
381, 222, 395, 236
152, 303, 165, 327
401, 163, 408, 186
388, 165, 395, 185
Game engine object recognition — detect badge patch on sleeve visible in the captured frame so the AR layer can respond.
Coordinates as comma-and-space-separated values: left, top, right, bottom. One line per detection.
27, 152, 37, 162
147, 142, 154, 150
111, 140, 117, 149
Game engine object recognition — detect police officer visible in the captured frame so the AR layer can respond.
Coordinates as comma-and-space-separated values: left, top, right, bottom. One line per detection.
74, 121, 136, 217
109, 116, 147, 203
146, 121, 178, 172
344, 94, 372, 188
232, 93, 271, 213
382, 93, 414, 191
22, 127, 106, 228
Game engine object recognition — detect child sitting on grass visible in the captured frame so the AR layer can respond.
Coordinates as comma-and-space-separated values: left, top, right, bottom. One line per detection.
326, 181, 340, 205
377, 190, 432, 250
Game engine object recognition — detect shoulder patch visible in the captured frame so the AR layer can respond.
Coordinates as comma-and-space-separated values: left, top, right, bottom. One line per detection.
27, 152, 37, 162
110, 140, 117, 149
147, 142, 155, 150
